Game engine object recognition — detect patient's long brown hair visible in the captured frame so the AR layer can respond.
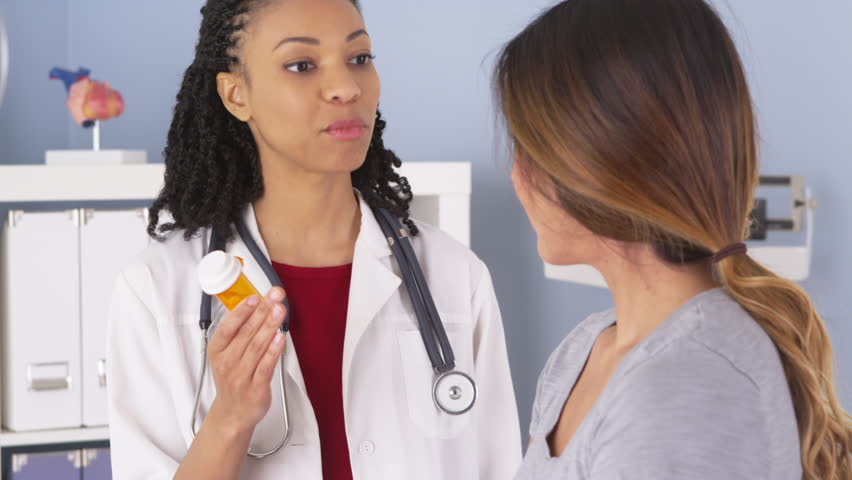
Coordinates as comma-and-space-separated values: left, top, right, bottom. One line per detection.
495, 1, 851, 478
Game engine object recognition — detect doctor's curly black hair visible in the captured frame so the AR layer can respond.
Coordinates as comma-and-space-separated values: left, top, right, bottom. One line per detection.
147, 0, 417, 243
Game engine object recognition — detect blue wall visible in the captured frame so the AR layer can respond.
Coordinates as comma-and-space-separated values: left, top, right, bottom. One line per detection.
66, 1, 201, 153
1, 1, 848, 446
0, 0, 69, 162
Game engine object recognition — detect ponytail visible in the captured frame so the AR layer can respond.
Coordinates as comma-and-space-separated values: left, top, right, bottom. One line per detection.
717, 255, 852, 480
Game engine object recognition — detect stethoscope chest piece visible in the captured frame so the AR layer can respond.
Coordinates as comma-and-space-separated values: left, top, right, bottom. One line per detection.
433, 370, 476, 415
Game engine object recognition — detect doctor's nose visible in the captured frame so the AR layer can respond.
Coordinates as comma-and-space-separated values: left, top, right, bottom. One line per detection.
322, 71, 361, 104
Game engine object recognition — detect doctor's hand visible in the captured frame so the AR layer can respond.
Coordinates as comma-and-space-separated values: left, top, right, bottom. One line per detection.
206, 287, 287, 435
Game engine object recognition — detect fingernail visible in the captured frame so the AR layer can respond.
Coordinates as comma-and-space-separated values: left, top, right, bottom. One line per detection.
270, 288, 283, 301
273, 305, 283, 318
247, 295, 259, 306
273, 331, 283, 345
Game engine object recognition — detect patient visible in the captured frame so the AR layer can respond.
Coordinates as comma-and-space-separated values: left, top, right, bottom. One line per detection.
493, 0, 852, 478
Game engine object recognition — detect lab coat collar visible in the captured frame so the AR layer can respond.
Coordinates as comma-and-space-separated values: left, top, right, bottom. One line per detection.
342, 195, 402, 399
234, 190, 393, 262
227, 190, 401, 407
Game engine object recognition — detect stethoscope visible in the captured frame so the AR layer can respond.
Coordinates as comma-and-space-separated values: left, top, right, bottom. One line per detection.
191, 207, 477, 458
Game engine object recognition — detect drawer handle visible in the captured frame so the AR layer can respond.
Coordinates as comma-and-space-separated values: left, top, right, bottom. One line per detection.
97, 358, 107, 387
26, 362, 71, 391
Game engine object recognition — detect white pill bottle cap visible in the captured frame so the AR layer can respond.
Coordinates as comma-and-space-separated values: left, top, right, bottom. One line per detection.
197, 250, 242, 295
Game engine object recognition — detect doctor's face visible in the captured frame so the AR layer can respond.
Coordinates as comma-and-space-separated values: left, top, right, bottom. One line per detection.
219, 0, 380, 175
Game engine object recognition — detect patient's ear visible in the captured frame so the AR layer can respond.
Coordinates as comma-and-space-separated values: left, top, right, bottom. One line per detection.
216, 72, 252, 122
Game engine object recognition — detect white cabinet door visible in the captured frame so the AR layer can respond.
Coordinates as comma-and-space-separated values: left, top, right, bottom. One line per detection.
1, 210, 82, 431
79, 208, 149, 426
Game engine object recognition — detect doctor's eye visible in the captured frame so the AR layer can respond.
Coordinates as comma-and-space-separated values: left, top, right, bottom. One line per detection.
284, 61, 315, 73
349, 53, 375, 66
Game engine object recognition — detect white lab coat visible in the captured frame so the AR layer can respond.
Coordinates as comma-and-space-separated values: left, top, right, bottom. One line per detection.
106, 194, 522, 479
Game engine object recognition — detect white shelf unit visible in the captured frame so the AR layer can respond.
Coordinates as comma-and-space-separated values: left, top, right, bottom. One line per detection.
0, 161, 471, 452
0, 165, 165, 202
0, 427, 109, 448
0, 162, 471, 202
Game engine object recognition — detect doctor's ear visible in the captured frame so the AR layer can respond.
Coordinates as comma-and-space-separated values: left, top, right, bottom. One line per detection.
216, 72, 252, 122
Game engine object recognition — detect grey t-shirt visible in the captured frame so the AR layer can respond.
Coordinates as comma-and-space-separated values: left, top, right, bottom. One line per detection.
515, 288, 802, 479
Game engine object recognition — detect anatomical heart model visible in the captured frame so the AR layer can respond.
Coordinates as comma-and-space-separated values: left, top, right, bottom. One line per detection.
44, 66, 145, 164
49, 66, 124, 127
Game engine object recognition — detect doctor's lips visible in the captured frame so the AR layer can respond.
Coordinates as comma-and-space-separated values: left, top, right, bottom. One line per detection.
323, 117, 368, 141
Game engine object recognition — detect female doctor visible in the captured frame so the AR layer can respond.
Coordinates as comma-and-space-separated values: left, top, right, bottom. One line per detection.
105, 0, 521, 479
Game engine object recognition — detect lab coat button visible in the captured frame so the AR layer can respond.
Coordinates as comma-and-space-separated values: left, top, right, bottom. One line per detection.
358, 440, 375, 456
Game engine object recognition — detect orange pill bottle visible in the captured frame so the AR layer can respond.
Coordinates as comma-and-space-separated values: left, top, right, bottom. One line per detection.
197, 251, 261, 310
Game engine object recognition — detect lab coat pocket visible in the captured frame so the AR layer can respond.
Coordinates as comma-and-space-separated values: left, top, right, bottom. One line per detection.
396, 317, 474, 439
